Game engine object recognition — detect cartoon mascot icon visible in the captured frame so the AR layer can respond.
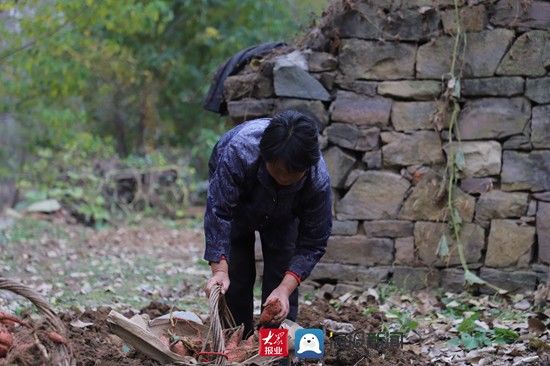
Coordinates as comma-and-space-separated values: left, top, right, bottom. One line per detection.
297, 332, 322, 354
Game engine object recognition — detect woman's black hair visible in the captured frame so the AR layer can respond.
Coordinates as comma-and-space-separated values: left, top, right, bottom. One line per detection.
259, 109, 320, 172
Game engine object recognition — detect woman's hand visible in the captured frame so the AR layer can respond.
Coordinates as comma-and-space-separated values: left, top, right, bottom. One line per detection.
263, 286, 290, 323
205, 259, 230, 297
263, 273, 299, 322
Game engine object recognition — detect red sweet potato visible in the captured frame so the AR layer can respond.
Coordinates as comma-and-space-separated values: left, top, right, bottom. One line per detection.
227, 332, 257, 362
0, 330, 13, 357
226, 326, 244, 351
227, 348, 250, 363
0, 312, 26, 330
170, 340, 189, 357
0, 344, 8, 358
46, 331, 67, 344
259, 299, 282, 325
242, 333, 256, 348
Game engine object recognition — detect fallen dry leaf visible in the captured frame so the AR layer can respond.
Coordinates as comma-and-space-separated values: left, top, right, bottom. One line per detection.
527, 317, 546, 336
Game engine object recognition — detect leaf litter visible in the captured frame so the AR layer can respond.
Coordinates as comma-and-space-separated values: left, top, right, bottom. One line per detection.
0, 214, 549, 365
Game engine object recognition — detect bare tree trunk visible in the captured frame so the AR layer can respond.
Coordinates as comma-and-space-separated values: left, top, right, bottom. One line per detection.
113, 91, 129, 157
137, 77, 160, 154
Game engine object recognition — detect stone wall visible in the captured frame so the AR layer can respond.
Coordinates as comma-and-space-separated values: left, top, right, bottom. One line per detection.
219, 0, 550, 293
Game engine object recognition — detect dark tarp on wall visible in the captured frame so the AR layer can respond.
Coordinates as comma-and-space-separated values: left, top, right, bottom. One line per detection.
202, 42, 287, 114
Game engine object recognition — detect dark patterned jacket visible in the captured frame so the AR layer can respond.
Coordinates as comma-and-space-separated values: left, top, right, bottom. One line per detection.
203, 118, 332, 282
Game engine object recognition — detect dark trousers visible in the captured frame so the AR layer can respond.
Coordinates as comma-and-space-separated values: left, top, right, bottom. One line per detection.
224, 228, 299, 339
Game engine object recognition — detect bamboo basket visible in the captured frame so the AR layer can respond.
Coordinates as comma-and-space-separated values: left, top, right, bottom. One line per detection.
0, 277, 74, 366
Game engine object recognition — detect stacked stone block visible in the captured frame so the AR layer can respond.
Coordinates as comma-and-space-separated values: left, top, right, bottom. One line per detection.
220, 0, 550, 292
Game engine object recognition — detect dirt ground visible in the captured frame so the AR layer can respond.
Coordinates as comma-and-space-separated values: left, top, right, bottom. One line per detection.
1, 213, 549, 365
1, 299, 428, 366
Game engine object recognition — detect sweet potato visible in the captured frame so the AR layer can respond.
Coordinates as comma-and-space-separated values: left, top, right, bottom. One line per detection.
227, 348, 251, 363
182, 335, 203, 353
227, 332, 257, 363
0, 312, 26, 330
226, 326, 244, 351
0, 344, 8, 358
0, 329, 13, 358
46, 331, 67, 344
259, 299, 282, 325
242, 333, 256, 348
170, 340, 189, 357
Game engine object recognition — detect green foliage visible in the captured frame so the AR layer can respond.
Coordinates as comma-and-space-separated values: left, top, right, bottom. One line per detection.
441, 300, 473, 319
457, 313, 478, 333
438, 0, 505, 294
362, 306, 379, 316
17, 133, 115, 224
448, 312, 519, 350
377, 282, 399, 304
329, 298, 342, 311
386, 309, 418, 334
436, 234, 449, 259
17, 133, 197, 225
493, 328, 520, 344
3, 217, 66, 243
1, 0, 327, 178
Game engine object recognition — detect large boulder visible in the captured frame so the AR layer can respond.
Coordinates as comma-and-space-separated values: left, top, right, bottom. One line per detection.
461, 77, 524, 97
457, 98, 531, 140
227, 99, 274, 122
394, 237, 418, 266
441, 268, 467, 292
525, 77, 550, 104
501, 151, 550, 191
363, 220, 414, 238
307, 52, 338, 72
478, 268, 538, 293
416, 29, 514, 78
331, 220, 358, 236
475, 191, 529, 227
392, 267, 440, 290
503, 134, 532, 151
460, 177, 495, 195
490, 0, 550, 30
330, 91, 392, 128
443, 141, 502, 178
273, 66, 331, 101
485, 219, 535, 267
323, 147, 356, 189
336, 2, 440, 41
537, 202, 550, 264
441, 4, 487, 34
414, 221, 485, 267
335, 77, 378, 96
336, 171, 410, 220
531, 105, 550, 149
382, 131, 444, 167
324, 236, 394, 266
223, 73, 273, 100
391, 101, 439, 132
378, 81, 441, 100
310, 263, 390, 285
399, 170, 475, 222
339, 39, 416, 80
496, 30, 550, 76
325, 123, 380, 151
362, 150, 382, 169
274, 99, 329, 130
